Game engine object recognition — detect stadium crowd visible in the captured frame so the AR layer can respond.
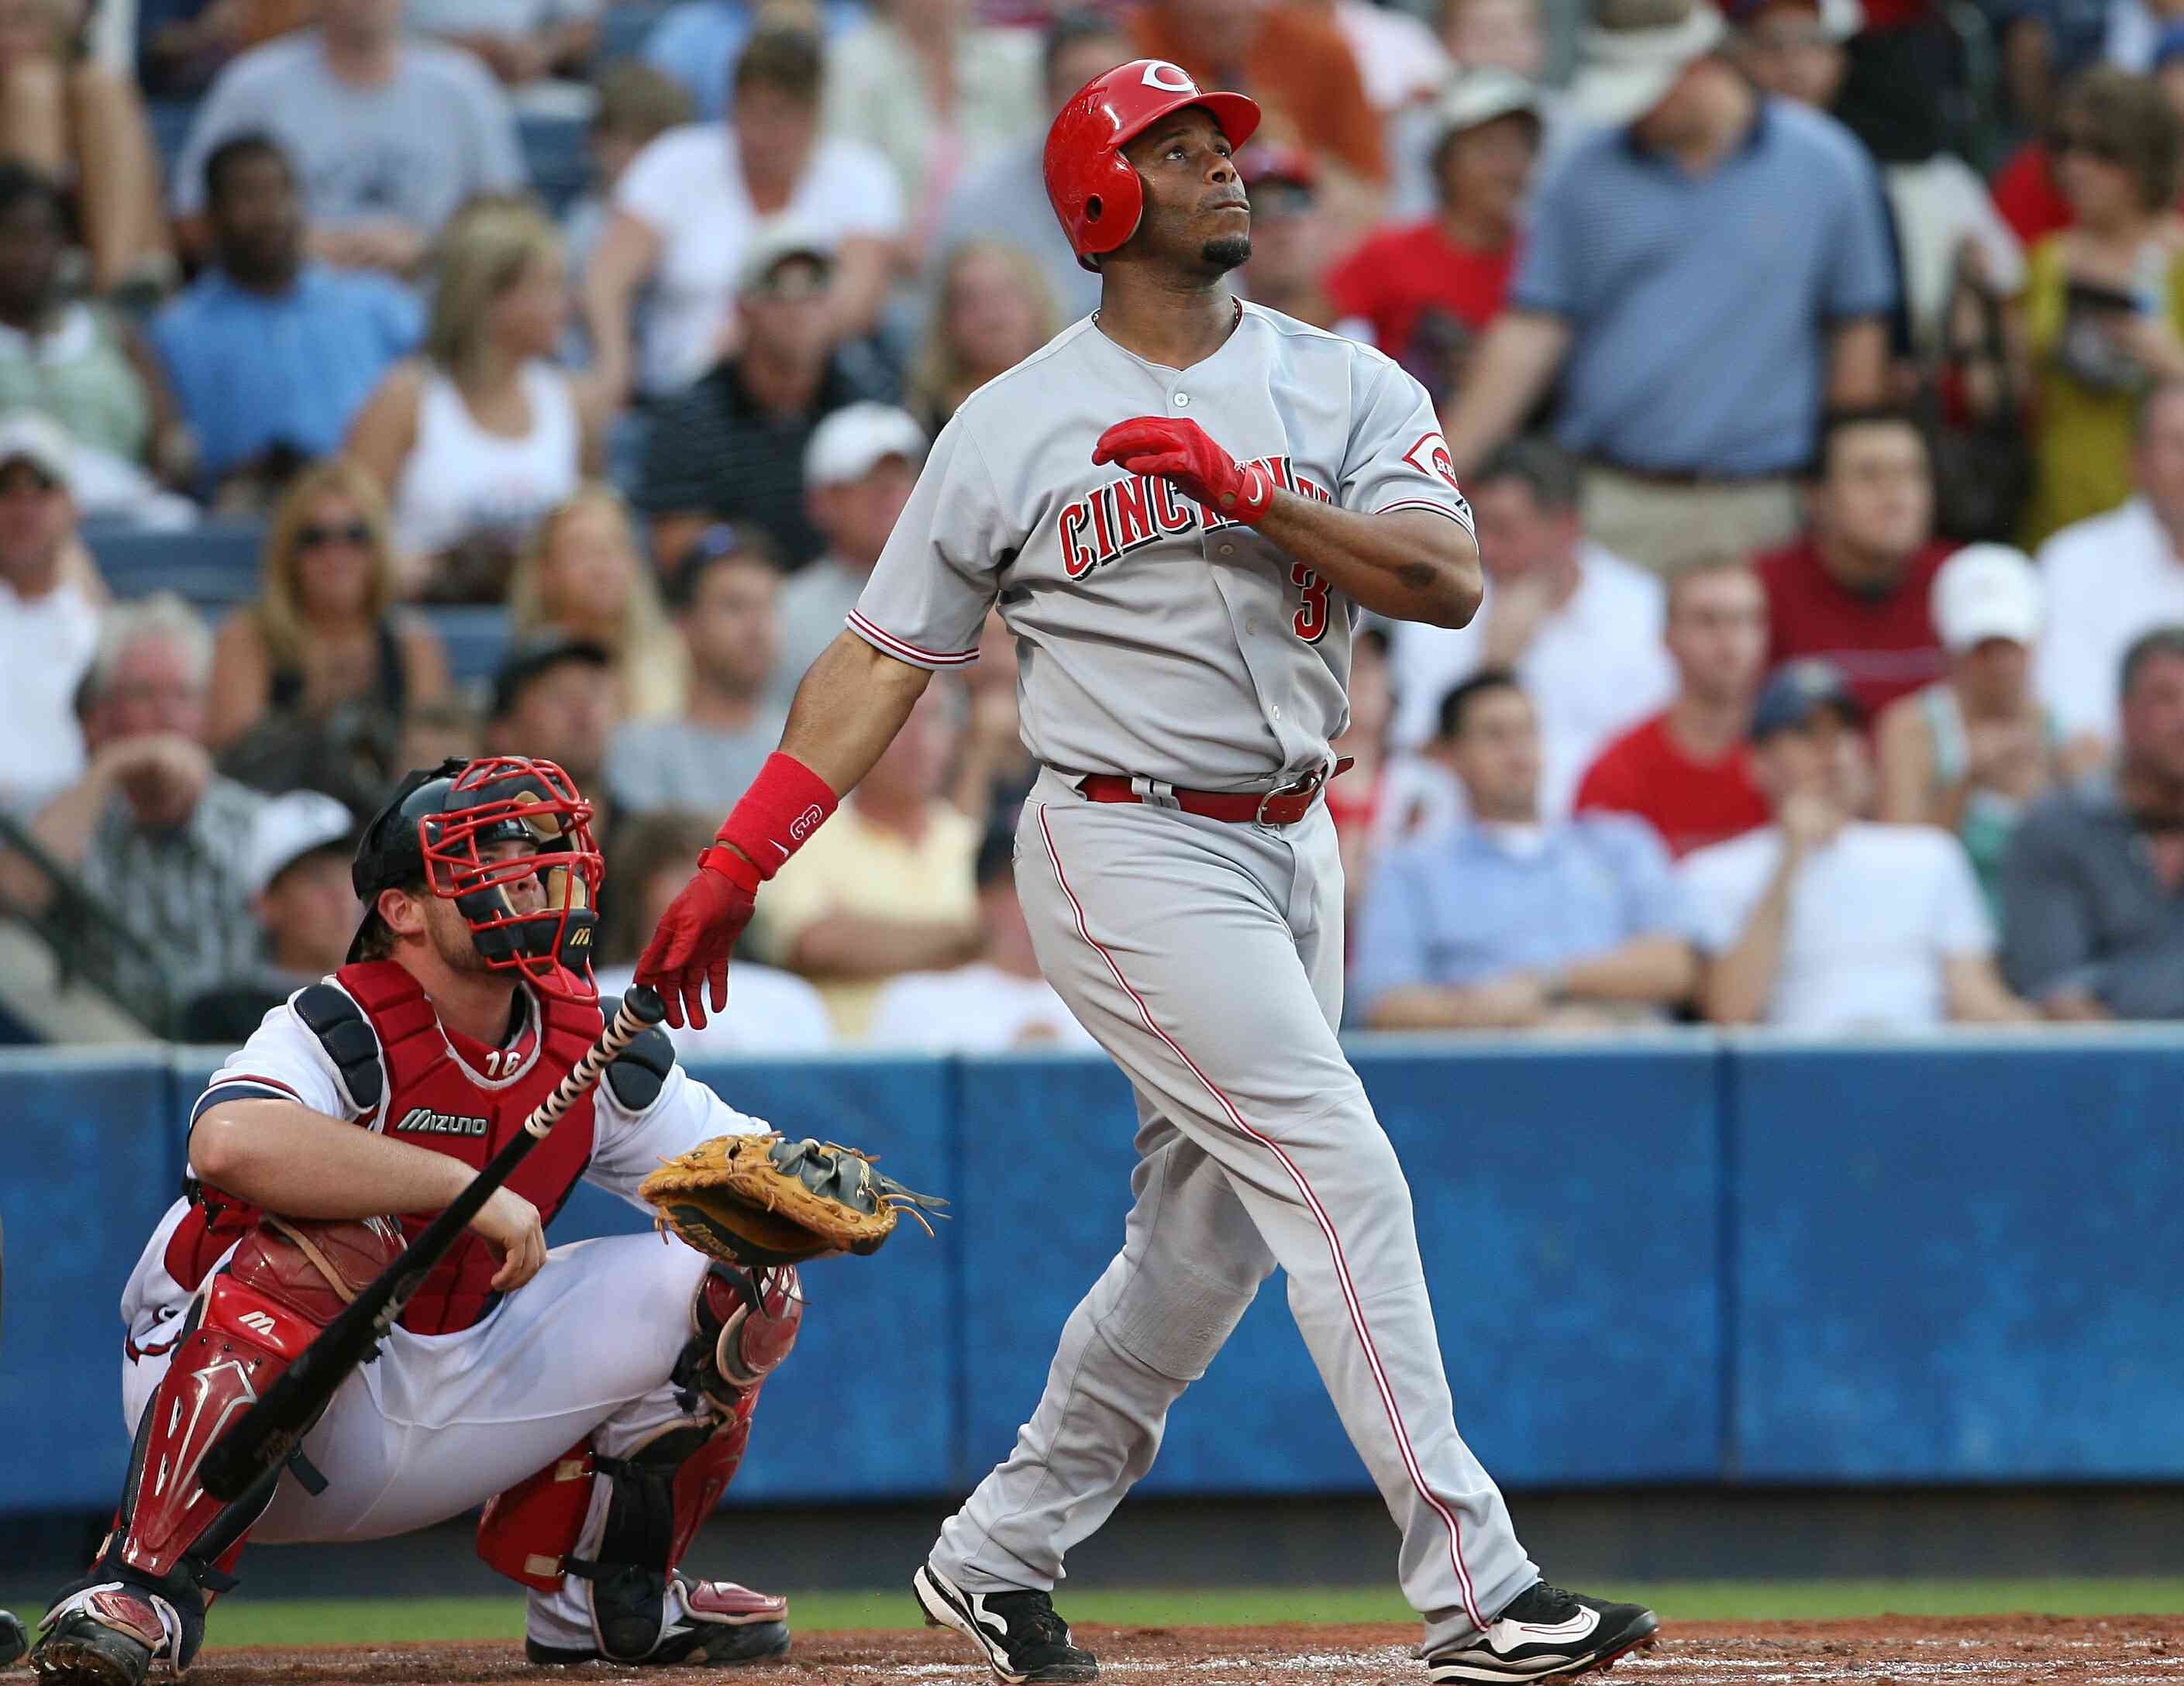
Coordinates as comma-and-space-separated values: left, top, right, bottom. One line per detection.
5, 0, 2184, 1045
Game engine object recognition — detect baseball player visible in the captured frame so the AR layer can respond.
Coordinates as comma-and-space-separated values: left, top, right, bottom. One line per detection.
636, 60, 1659, 1686
30, 757, 810, 1686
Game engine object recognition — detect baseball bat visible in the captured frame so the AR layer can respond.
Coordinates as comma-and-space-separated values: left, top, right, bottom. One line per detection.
198, 985, 667, 1502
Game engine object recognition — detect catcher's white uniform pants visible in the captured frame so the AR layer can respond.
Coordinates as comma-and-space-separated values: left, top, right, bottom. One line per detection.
931, 771, 1538, 1656
124, 1232, 710, 1643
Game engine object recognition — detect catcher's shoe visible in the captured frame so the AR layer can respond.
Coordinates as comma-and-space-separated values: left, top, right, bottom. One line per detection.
1424, 1582, 1659, 1683
27, 1588, 179, 1686
912, 1563, 1097, 1684
1, 1609, 29, 1667
526, 1571, 789, 1667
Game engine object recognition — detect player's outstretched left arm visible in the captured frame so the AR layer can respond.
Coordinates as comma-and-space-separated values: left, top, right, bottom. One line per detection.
1092, 417, 1483, 629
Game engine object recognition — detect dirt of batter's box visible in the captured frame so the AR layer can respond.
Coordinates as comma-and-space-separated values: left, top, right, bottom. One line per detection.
153, 1615, 2184, 1686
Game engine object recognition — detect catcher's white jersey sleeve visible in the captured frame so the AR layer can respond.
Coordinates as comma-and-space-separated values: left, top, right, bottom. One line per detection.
583, 1063, 773, 1212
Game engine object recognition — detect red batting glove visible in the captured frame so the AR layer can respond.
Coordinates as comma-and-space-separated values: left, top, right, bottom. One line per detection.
632, 847, 759, 1031
1092, 417, 1274, 525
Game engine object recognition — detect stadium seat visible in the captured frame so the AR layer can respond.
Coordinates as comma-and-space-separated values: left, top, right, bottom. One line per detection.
598, 1, 670, 64
518, 114, 591, 218
146, 98, 198, 181
429, 605, 513, 690
84, 521, 265, 611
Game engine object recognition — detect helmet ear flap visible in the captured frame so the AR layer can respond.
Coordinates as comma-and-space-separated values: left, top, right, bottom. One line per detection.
1078, 150, 1145, 261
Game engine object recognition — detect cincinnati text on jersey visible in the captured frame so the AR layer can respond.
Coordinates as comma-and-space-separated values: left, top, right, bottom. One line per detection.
1059, 455, 1332, 580
394, 1106, 491, 1137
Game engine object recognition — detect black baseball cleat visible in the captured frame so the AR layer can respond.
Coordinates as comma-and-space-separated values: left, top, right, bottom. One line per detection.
1, 1609, 29, 1667
1424, 1581, 1659, 1682
912, 1563, 1098, 1684
525, 1573, 790, 1667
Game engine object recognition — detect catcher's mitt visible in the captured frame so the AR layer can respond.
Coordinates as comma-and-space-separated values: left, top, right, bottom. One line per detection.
639, 1134, 946, 1268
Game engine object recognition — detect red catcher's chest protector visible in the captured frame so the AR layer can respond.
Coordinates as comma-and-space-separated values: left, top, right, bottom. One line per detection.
336, 960, 605, 1333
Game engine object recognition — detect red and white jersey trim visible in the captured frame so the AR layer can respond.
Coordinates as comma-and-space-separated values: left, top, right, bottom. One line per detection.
845, 610, 980, 670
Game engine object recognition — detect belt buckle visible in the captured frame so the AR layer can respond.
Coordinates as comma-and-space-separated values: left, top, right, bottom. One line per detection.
1256, 764, 1325, 827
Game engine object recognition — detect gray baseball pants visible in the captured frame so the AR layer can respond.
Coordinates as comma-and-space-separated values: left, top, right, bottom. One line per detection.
929, 769, 1538, 1654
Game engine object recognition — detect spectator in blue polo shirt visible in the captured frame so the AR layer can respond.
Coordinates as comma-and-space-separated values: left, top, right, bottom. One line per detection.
150, 136, 419, 510
1442, 0, 1898, 578
1350, 669, 1697, 1031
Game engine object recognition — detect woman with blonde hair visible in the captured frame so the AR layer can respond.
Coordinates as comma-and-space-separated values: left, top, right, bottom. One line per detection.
509, 483, 687, 721
907, 238, 1056, 433
349, 195, 611, 598
205, 456, 453, 748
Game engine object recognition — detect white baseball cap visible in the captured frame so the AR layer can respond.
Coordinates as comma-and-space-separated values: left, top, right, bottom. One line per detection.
1931, 542, 2043, 652
0, 409, 74, 488
804, 403, 928, 490
1432, 67, 1545, 150
734, 218, 835, 296
1568, 0, 1728, 129
244, 790, 357, 898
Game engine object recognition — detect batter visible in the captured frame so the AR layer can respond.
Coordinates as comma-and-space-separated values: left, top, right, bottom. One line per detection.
639, 60, 1660, 1686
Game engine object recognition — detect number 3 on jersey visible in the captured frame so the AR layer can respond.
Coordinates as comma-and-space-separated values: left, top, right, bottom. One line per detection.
1291, 563, 1331, 642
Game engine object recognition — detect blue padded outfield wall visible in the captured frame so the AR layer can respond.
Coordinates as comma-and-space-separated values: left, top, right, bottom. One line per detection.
4, 1031, 2181, 1516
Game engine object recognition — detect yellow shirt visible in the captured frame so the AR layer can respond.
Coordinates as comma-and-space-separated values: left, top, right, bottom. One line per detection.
2020, 236, 2184, 547
754, 799, 980, 1040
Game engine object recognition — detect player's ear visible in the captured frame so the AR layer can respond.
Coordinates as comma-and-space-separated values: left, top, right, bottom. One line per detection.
378, 884, 429, 940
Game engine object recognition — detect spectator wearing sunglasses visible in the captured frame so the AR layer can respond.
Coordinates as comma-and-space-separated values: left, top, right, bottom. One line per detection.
203, 456, 452, 752
2017, 67, 2184, 545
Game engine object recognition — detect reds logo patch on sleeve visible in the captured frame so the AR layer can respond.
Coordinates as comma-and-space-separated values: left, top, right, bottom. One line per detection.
1402, 432, 1462, 492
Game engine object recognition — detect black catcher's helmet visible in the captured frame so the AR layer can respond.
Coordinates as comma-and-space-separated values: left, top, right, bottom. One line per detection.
348, 755, 604, 1000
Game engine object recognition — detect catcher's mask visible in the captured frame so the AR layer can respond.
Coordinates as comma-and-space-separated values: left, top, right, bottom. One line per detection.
348, 755, 603, 1000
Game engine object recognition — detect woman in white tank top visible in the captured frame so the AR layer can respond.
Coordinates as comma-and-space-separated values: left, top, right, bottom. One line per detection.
350, 198, 608, 599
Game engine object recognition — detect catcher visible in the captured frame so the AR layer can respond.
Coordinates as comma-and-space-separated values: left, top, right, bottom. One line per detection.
29, 756, 935, 1686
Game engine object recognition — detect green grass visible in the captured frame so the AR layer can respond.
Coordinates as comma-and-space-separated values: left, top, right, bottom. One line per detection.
4, 1580, 2175, 1650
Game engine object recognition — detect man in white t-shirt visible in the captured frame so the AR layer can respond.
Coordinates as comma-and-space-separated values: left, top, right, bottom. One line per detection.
766, 404, 925, 711
1681, 659, 2031, 1031
1388, 436, 1672, 814
584, 22, 904, 400
0, 413, 98, 817
866, 826, 1097, 1053
2035, 380, 2184, 746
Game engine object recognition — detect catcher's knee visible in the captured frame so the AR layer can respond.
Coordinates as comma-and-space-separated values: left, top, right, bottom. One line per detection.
687, 1264, 802, 1402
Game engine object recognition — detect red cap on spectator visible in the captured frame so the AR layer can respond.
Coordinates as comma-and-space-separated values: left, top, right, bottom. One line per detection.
1238, 145, 1318, 192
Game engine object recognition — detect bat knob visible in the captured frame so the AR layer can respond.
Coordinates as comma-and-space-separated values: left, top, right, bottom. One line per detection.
623, 984, 667, 1027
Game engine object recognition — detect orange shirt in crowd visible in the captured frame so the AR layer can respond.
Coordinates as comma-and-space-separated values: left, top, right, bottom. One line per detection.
1129, 5, 1388, 184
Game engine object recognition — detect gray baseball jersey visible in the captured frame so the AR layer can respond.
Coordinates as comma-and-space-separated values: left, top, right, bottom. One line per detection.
848, 301, 1474, 791
877, 298, 1536, 1655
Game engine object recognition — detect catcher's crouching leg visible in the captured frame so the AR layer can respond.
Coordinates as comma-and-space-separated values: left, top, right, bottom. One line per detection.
32, 1218, 400, 1686
477, 1262, 802, 1667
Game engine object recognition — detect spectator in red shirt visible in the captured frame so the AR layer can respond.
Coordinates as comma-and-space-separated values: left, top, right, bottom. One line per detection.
1576, 558, 1774, 857
1324, 67, 1538, 404
1752, 408, 1953, 714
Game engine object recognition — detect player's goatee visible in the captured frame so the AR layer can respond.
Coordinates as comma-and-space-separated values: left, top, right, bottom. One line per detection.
1202, 233, 1250, 272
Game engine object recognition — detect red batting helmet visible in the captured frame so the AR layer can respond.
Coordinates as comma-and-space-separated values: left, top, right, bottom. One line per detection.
1044, 59, 1261, 272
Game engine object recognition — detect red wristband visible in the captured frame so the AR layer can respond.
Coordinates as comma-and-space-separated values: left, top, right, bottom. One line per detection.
711, 753, 839, 883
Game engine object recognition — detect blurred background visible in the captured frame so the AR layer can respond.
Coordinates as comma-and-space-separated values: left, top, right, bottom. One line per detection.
5, 0, 2184, 1623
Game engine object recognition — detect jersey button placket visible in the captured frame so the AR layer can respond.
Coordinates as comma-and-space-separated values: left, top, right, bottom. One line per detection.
1172, 391, 1190, 408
